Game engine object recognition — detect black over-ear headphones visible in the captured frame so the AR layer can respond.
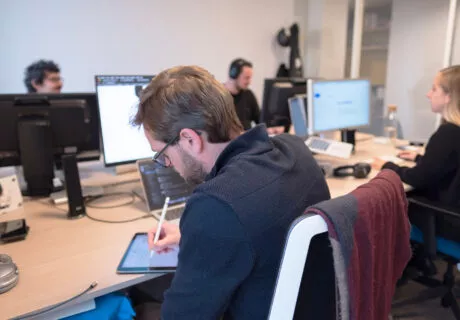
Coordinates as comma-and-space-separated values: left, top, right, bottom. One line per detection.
277, 27, 291, 47
333, 162, 371, 179
229, 58, 252, 79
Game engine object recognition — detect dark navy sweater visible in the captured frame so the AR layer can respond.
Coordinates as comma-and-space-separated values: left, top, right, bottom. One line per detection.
161, 125, 331, 319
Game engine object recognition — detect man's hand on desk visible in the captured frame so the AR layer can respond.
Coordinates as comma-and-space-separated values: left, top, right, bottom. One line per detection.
148, 222, 181, 254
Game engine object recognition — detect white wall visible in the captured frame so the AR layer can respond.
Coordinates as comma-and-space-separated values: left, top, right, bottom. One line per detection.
450, 4, 460, 65
385, 0, 450, 141
303, 0, 349, 78
294, 0, 309, 74
0, 0, 295, 102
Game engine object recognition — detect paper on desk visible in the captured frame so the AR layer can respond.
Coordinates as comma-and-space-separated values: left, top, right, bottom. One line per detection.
397, 145, 419, 151
378, 155, 403, 164
363, 156, 403, 165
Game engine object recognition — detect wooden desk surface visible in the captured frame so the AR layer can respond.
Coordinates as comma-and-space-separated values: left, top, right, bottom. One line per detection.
0, 163, 162, 319
320, 134, 414, 198
0, 136, 414, 319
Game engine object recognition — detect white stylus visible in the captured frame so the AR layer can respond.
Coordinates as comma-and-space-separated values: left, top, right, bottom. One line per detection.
150, 196, 170, 257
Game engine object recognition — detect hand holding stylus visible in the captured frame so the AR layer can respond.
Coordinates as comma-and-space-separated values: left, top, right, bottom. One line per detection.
148, 197, 181, 255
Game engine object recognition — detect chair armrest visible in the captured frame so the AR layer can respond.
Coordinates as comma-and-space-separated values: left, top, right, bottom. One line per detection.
408, 197, 460, 219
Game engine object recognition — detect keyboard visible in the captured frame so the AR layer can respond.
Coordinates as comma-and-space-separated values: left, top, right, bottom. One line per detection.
307, 138, 330, 151
305, 137, 353, 159
149, 205, 185, 222
166, 206, 185, 221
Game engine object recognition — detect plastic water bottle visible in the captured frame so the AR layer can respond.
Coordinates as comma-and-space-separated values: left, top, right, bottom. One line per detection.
383, 104, 398, 145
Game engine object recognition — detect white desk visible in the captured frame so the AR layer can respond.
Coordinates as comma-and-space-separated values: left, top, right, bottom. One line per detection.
0, 136, 414, 319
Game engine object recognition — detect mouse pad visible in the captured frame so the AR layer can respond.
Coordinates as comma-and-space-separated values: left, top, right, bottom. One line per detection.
117, 233, 178, 274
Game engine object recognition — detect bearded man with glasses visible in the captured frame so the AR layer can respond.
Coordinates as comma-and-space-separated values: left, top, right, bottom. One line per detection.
131, 65, 330, 319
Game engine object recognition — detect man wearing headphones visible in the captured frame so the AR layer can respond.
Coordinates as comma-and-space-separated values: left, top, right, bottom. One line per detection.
224, 58, 260, 130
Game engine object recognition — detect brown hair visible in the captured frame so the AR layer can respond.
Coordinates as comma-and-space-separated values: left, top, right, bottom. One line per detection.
439, 65, 460, 126
132, 65, 243, 143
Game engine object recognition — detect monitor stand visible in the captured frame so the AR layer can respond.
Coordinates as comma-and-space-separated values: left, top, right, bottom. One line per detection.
341, 129, 356, 152
15, 166, 64, 197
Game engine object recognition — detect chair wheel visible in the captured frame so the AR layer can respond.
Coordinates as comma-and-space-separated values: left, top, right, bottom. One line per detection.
441, 295, 452, 308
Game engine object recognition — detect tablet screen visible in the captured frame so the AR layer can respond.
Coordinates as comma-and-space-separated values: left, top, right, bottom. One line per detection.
117, 233, 178, 274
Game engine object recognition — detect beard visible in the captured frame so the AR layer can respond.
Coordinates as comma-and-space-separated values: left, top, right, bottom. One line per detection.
179, 148, 207, 187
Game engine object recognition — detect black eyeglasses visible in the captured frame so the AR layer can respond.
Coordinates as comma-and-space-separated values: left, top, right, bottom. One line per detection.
152, 135, 179, 168
152, 130, 202, 168
46, 76, 64, 83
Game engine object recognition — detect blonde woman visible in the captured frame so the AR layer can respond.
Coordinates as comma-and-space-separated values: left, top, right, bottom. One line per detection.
373, 65, 460, 207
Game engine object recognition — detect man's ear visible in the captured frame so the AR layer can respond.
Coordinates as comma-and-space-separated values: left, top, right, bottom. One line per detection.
31, 79, 40, 91
179, 129, 203, 155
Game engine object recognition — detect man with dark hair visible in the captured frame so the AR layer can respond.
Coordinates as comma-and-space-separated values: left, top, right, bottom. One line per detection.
223, 58, 260, 130
24, 59, 63, 93
132, 65, 330, 319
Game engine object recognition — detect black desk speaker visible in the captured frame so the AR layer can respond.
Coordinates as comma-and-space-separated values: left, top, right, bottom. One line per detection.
62, 154, 85, 219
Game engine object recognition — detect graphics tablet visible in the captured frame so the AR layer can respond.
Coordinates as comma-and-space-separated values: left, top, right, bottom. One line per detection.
117, 233, 178, 274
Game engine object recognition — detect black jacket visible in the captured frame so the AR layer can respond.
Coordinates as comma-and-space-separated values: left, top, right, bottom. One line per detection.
383, 122, 460, 207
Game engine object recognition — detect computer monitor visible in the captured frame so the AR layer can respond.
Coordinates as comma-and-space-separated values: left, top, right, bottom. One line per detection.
307, 79, 370, 135
260, 78, 307, 132
0, 93, 100, 163
288, 95, 308, 138
0, 98, 89, 196
95, 75, 154, 166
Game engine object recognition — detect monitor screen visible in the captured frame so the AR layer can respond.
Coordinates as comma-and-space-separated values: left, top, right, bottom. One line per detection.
288, 95, 308, 137
95, 75, 154, 166
307, 79, 370, 135
260, 78, 306, 132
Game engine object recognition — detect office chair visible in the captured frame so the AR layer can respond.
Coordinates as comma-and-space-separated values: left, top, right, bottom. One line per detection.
270, 170, 410, 320
393, 196, 460, 320
268, 214, 336, 320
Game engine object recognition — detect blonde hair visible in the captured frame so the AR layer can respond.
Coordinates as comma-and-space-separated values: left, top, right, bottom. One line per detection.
439, 65, 460, 126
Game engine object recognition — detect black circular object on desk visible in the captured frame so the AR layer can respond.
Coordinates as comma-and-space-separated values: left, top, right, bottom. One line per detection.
333, 163, 371, 179
0, 254, 19, 294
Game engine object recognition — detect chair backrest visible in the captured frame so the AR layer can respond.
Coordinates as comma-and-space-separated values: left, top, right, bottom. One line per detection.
268, 214, 336, 320
409, 196, 460, 257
